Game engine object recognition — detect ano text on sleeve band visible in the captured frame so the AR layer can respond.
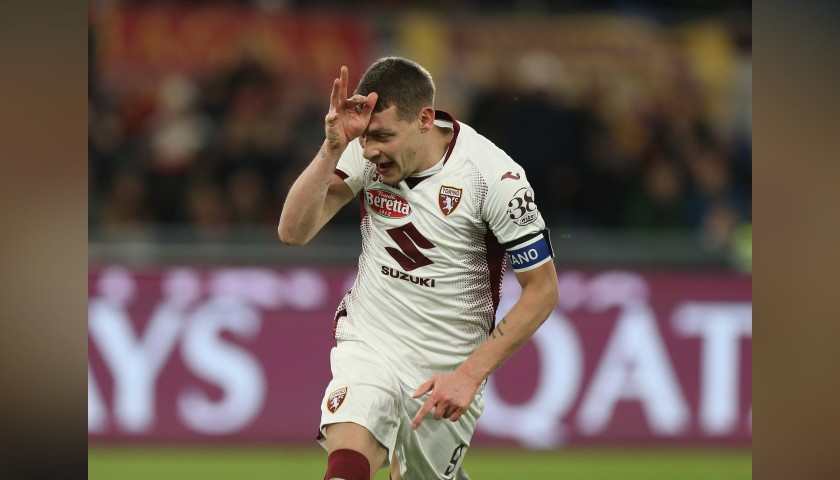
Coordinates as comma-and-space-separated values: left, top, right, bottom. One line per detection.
505, 229, 554, 272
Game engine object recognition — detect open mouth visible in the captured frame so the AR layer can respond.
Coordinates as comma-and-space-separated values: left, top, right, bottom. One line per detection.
375, 161, 394, 175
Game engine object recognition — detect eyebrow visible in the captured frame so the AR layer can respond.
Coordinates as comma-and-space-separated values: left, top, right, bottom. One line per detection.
364, 128, 395, 136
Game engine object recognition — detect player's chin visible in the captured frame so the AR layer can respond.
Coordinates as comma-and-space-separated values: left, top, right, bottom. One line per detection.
381, 170, 407, 186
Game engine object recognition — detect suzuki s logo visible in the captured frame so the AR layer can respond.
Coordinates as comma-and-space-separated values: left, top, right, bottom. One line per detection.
438, 186, 463, 217
366, 189, 411, 218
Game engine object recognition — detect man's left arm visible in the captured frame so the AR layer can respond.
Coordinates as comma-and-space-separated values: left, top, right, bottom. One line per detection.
411, 260, 559, 428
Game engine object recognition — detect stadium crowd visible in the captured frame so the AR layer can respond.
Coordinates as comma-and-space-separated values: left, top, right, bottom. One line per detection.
88, 1, 751, 254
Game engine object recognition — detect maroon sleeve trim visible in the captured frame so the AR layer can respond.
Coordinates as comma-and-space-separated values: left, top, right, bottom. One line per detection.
484, 229, 506, 333
334, 168, 349, 180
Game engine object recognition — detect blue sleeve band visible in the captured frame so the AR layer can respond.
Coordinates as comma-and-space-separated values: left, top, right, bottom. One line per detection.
506, 231, 554, 272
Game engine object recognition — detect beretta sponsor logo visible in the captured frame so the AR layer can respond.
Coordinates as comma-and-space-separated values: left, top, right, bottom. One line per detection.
366, 189, 412, 218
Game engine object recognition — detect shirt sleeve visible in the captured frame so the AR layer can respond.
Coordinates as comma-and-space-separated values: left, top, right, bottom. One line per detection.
482, 165, 548, 247
334, 140, 367, 195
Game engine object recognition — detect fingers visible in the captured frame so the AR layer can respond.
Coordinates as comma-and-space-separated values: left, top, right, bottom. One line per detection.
411, 377, 435, 429
411, 398, 434, 430
347, 94, 366, 105
339, 65, 348, 102
329, 66, 349, 111
346, 95, 368, 115
329, 77, 340, 111
412, 378, 434, 398
326, 77, 340, 124
329, 64, 379, 120
363, 91, 378, 116
412, 377, 469, 428
351, 92, 378, 107
440, 405, 464, 421
412, 400, 464, 429
345, 92, 378, 119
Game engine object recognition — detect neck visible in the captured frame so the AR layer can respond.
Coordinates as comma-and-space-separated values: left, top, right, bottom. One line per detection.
426, 126, 454, 166
411, 123, 455, 175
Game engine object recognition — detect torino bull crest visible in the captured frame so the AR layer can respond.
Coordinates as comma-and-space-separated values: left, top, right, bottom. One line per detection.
438, 185, 463, 216
326, 386, 348, 414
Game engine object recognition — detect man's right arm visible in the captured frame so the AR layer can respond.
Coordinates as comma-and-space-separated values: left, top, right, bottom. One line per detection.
277, 142, 354, 245
277, 65, 377, 245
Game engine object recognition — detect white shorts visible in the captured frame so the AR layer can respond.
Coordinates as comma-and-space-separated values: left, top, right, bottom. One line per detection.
318, 340, 483, 480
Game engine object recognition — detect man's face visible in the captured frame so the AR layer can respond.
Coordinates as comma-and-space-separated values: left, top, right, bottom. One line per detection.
359, 105, 422, 185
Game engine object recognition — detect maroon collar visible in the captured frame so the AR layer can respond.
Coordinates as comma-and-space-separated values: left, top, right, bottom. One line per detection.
434, 110, 460, 165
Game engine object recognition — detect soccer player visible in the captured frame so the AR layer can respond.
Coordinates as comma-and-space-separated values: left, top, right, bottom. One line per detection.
278, 57, 559, 480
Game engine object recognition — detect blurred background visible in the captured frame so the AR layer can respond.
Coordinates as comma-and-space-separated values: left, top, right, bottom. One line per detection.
88, 0, 751, 478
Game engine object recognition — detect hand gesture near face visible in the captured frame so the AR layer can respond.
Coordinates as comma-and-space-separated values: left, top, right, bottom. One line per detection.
325, 66, 378, 151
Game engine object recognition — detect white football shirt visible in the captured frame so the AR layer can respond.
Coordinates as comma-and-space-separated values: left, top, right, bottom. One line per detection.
333, 111, 551, 386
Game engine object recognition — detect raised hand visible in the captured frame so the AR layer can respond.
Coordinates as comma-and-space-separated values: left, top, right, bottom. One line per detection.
325, 66, 378, 151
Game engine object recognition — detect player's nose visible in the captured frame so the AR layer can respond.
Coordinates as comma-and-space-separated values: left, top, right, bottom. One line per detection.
362, 140, 380, 160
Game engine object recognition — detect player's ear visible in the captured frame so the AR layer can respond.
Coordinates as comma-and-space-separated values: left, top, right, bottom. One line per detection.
418, 106, 436, 133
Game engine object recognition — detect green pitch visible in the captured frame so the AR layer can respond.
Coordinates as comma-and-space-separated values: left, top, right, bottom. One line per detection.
89, 446, 751, 479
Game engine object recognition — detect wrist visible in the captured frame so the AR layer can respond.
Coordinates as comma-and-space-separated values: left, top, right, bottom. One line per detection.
457, 359, 489, 388
320, 140, 346, 162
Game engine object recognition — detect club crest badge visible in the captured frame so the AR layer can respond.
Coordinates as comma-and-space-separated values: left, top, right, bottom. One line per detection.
438, 186, 463, 217
326, 386, 348, 414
